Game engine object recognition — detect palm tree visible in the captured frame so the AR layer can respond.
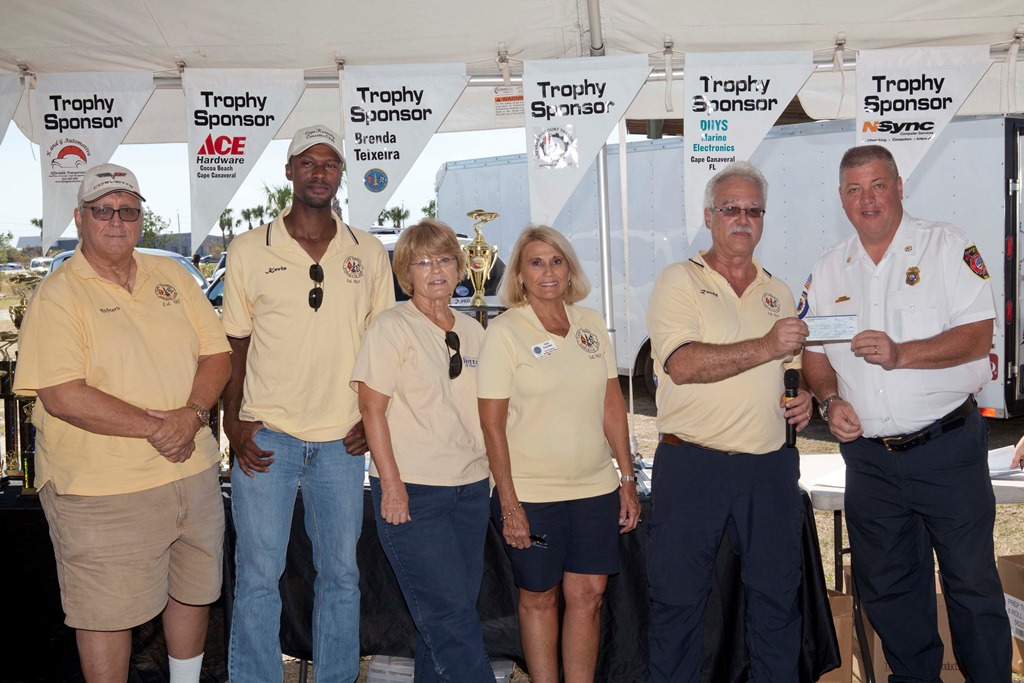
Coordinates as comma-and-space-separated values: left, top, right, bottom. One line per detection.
239, 207, 255, 231
386, 205, 410, 229
218, 208, 234, 251
263, 183, 292, 219
421, 200, 436, 219
250, 205, 266, 228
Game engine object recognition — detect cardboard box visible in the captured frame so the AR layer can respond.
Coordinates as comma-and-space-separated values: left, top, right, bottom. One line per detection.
997, 555, 1024, 674
817, 590, 853, 683
843, 566, 963, 683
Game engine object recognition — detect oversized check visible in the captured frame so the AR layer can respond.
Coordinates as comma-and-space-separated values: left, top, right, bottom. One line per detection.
805, 315, 858, 342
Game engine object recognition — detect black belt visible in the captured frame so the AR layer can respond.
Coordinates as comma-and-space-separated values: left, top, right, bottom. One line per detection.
659, 433, 741, 456
867, 396, 976, 452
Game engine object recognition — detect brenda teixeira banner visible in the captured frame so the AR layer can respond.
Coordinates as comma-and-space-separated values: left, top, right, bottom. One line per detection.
35, 72, 153, 252
856, 46, 991, 180
523, 54, 651, 226
342, 63, 468, 230
184, 68, 305, 252
683, 52, 813, 244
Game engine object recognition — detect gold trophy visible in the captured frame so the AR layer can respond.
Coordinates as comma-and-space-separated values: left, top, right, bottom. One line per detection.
462, 209, 500, 307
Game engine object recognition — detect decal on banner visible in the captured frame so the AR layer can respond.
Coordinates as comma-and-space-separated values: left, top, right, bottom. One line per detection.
363, 169, 388, 193
46, 137, 92, 185
533, 126, 578, 169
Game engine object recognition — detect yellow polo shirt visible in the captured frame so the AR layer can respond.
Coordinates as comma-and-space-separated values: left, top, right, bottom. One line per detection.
477, 303, 619, 503
221, 207, 394, 441
351, 303, 488, 486
13, 247, 230, 495
647, 251, 799, 455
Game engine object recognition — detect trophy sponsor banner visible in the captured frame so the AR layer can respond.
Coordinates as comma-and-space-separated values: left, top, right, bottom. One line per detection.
523, 54, 651, 226
856, 46, 990, 180
342, 63, 468, 229
185, 68, 305, 251
684, 52, 813, 244
36, 72, 153, 252
0, 74, 23, 148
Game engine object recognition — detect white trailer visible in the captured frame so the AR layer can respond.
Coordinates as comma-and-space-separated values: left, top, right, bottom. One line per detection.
436, 116, 1024, 417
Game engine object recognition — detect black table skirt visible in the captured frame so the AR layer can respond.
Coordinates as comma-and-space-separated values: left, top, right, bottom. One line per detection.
1, 481, 838, 682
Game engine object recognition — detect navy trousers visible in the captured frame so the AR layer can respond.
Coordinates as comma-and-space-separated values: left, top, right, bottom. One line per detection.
841, 410, 1011, 683
647, 441, 804, 683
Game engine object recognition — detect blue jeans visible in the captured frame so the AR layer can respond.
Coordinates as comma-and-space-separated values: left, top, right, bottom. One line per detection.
230, 428, 364, 683
371, 476, 493, 683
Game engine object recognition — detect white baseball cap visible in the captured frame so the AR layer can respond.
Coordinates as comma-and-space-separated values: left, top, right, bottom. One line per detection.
78, 163, 146, 203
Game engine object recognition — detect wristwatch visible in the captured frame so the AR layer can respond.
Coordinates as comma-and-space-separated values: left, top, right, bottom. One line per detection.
620, 475, 638, 484
187, 402, 211, 428
818, 395, 841, 422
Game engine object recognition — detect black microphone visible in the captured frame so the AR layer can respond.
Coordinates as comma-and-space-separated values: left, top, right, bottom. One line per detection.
784, 369, 799, 448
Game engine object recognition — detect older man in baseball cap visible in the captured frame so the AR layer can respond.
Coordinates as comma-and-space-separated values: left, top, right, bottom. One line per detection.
14, 162, 231, 682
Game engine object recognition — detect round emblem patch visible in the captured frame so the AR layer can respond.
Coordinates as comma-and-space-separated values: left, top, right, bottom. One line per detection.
363, 168, 388, 193
533, 127, 578, 169
762, 293, 781, 314
344, 256, 364, 279
155, 283, 178, 301
576, 328, 600, 354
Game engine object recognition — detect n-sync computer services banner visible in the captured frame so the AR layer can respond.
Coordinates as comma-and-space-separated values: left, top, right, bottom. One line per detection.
342, 63, 468, 229
0, 74, 23, 148
856, 46, 990, 180
523, 54, 651, 226
184, 68, 305, 252
683, 52, 813, 244
35, 72, 153, 252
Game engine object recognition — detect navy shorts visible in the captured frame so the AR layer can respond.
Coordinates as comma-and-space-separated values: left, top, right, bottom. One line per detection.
491, 489, 620, 592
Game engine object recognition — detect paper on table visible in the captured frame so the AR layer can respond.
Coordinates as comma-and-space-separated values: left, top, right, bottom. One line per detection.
988, 445, 1024, 479
805, 315, 858, 342
813, 468, 847, 489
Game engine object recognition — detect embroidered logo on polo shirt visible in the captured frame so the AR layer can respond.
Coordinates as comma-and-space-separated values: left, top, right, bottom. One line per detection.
155, 284, 178, 301
344, 256, 364, 281
576, 328, 600, 354
698, 288, 718, 297
963, 246, 989, 280
762, 293, 781, 315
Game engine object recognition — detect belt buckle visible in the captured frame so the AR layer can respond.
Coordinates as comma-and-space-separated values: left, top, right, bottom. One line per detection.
880, 435, 905, 452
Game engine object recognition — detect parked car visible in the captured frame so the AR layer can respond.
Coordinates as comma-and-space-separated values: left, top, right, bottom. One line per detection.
1, 263, 25, 271
28, 257, 54, 274
48, 248, 208, 292
205, 235, 504, 307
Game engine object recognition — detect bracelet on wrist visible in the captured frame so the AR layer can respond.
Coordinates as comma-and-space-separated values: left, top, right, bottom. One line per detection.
818, 394, 842, 422
501, 502, 522, 522
620, 475, 638, 484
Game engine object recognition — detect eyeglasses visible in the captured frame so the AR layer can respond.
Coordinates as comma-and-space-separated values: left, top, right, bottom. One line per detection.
83, 205, 142, 222
308, 263, 324, 312
411, 256, 457, 270
445, 331, 463, 379
713, 206, 766, 219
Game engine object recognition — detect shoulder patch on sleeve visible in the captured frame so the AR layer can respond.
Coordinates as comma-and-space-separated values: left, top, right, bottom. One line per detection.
963, 245, 990, 280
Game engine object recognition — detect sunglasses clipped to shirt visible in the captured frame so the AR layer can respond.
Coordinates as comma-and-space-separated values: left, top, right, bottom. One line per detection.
308, 263, 324, 312
445, 331, 463, 380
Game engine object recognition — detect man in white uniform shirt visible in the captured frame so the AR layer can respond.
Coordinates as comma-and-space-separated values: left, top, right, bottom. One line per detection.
802, 144, 1010, 682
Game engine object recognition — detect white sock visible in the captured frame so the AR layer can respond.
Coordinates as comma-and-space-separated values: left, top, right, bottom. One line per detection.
168, 652, 204, 683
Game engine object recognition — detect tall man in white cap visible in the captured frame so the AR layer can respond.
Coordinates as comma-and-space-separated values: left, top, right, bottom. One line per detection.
223, 125, 394, 681
14, 163, 231, 682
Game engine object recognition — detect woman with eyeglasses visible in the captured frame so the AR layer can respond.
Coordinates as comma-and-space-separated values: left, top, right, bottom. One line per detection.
477, 225, 641, 683
351, 219, 493, 682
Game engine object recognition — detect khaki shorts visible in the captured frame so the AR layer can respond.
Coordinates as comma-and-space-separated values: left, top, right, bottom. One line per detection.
39, 466, 225, 631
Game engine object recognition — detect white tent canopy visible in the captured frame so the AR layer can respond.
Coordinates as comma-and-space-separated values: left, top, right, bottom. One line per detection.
2, 0, 1022, 143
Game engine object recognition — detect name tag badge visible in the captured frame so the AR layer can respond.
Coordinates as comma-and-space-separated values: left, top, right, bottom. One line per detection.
532, 340, 558, 358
